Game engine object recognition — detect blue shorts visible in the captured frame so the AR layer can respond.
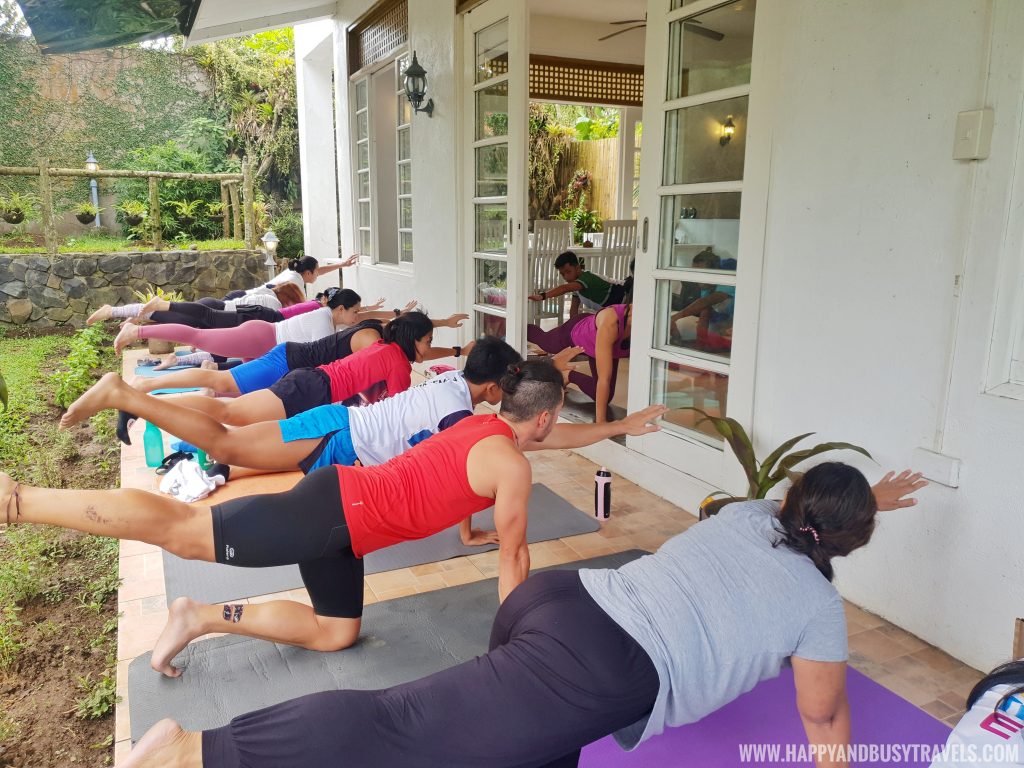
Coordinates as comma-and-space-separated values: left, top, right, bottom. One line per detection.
278, 404, 359, 473
229, 343, 290, 394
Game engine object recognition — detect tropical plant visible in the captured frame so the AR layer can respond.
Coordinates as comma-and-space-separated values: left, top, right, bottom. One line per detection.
205, 201, 225, 218
553, 171, 604, 243
116, 200, 147, 217
0, 191, 40, 223
132, 284, 184, 304
74, 202, 102, 216
685, 407, 872, 516
168, 199, 203, 218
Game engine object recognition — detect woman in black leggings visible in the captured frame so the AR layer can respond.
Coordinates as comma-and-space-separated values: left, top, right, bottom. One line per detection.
120, 465, 926, 768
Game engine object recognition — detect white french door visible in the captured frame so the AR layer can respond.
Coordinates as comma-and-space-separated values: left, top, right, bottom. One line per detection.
627, 0, 760, 489
461, 0, 529, 352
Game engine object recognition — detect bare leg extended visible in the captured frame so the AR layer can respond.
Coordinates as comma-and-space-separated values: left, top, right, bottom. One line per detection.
131, 366, 239, 395
119, 719, 202, 768
62, 374, 315, 468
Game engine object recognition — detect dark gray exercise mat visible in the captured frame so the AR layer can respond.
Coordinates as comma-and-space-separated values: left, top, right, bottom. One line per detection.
161, 483, 600, 606
130, 550, 646, 741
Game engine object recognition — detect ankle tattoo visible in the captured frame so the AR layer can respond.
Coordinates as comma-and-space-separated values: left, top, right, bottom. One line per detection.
222, 604, 243, 623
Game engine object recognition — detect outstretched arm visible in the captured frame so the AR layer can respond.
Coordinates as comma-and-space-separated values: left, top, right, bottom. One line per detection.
529, 282, 581, 302
872, 470, 927, 511
523, 404, 668, 451
315, 255, 358, 276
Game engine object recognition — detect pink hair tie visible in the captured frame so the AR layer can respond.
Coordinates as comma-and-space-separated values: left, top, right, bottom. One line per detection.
798, 525, 820, 543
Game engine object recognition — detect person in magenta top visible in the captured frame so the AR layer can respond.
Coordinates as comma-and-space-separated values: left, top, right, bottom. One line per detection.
528, 303, 631, 423
3, 360, 574, 678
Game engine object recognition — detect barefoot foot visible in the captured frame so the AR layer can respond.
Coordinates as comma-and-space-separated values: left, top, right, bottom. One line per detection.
113, 322, 141, 355
151, 597, 204, 677
86, 304, 113, 325
120, 718, 202, 768
200, 360, 218, 371
60, 371, 126, 429
140, 296, 169, 317
154, 352, 180, 371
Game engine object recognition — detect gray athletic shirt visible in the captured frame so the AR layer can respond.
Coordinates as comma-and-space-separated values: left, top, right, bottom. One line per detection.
579, 499, 848, 750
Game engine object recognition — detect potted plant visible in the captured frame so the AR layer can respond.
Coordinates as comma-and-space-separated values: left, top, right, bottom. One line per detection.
74, 202, 103, 225
1, 191, 40, 225
169, 199, 203, 229
206, 201, 225, 220
132, 285, 185, 354
117, 199, 148, 227
685, 408, 873, 519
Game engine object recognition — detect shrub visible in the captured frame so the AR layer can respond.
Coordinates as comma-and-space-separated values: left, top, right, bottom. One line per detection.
51, 325, 112, 408
269, 210, 304, 259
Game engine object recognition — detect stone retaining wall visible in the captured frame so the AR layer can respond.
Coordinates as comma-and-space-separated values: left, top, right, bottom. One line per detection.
0, 250, 265, 328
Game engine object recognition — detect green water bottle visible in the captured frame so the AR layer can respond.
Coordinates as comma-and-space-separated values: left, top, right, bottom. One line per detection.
143, 421, 164, 468
196, 448, 210, 470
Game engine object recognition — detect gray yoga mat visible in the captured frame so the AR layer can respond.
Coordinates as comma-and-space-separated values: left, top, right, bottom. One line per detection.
129, 550, 646, 742
161, 483, 600, 606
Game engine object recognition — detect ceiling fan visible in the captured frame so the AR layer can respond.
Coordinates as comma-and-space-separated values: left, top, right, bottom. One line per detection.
598, 14, 725, 42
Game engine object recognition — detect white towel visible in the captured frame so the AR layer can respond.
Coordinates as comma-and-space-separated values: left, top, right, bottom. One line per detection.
158, 459, 226, 503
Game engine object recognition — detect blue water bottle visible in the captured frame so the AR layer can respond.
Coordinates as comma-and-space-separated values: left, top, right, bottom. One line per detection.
143, 421, 164, 468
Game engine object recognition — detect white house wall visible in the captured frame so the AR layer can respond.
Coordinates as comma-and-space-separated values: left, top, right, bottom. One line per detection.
748, 0, 1023, 671
331, 0, 464, 348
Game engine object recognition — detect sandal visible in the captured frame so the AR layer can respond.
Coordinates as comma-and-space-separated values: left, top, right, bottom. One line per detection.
116, 410, 138, 446
5, 482, 20, 525
155, 450, 194, 475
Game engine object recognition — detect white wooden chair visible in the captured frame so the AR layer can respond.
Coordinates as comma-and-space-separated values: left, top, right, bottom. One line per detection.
592, 220, 637, 283
528, 220, 572, 324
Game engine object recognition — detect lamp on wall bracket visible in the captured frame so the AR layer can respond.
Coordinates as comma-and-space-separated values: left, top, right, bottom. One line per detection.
403, 51, 434, 118
720, 115, 736, 146
261, 229, 279, 281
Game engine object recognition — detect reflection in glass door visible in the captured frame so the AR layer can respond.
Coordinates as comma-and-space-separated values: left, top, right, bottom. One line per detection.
462, 1, 527, 349
628, 0, 757, 478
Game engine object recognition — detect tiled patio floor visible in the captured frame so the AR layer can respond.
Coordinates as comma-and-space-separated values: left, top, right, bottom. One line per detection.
112, 351, 979, 762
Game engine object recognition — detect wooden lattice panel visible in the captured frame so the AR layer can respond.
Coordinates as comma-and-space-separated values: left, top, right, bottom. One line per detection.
530, 55, 644, 107
348, 0, 409, 76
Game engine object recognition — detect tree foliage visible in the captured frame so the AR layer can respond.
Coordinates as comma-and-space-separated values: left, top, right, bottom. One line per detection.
0, 0, 28, 36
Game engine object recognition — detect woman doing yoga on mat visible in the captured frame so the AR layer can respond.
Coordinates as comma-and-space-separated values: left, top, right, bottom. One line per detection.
931, 660, 1024, 767
235, 254, 357, 296
4, 360, 567, 678
528, 303, 631, 423
64, 312, 436, 430
62, 338, 666, 488
115, 464, 927, 768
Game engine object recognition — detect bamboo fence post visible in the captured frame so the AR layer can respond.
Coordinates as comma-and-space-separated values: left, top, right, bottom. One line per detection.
228, 183, 241, 240
148, 176, 161, 249
242, 157, 256, 250
220, 182, 230, 238
37, 158, 57, 258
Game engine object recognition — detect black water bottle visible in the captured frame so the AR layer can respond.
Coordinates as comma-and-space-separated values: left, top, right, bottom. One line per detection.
594, 467, 612, 520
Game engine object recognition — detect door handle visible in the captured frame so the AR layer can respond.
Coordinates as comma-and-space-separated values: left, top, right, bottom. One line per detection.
642, 217, 649, 252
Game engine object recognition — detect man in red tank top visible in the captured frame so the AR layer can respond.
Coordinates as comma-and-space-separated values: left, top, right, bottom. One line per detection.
3, 360, 665, 677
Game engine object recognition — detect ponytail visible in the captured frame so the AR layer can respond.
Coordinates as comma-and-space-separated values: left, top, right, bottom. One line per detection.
289, 256, 319, 275
383, 311, 433, 361
272, 282, 306, 307
498, 359, 564, 421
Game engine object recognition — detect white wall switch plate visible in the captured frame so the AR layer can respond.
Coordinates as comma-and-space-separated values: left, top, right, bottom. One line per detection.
953, 108, 994, 160
911, 447, 962, 488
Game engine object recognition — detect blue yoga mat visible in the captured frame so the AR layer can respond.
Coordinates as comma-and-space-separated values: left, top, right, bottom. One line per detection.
133, 365, 202, 395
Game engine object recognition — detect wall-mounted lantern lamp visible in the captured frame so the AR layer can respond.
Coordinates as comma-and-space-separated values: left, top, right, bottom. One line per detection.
261, 229, 279, 281
403, 51, 434, 118
85, 151, 101, 228
719, 115, 736, 147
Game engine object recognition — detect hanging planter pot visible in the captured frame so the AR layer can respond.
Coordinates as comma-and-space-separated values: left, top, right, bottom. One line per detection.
177, 216, 195, 229
125, 214, 145, 226
2, 210, 25, 225
76, 212, 96, 225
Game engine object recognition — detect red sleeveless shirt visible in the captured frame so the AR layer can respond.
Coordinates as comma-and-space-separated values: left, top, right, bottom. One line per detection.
336, 414, 515, 557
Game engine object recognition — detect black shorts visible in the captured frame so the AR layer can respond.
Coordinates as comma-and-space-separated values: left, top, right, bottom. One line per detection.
605, 282, 627, 306
297, 431, 339, 475
268, 368, 332, 418
210, 465, 363, 618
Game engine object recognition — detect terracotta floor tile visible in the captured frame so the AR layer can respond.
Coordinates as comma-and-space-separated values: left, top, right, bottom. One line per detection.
921, 698, 958, 721
938, 689, 967, 712
875, 623, 930, 652
848, 629, 910, 664
372, 585, 420, 601
843, 601, 885, 629
365, 568, 419, 593
912, 646, 964, 673
440, 565, 487, 587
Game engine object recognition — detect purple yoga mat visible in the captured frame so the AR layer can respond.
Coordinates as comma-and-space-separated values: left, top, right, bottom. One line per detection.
580, 667, 951, 767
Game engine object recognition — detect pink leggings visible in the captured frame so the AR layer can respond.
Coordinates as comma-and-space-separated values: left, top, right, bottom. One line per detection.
137, 321, 277, 360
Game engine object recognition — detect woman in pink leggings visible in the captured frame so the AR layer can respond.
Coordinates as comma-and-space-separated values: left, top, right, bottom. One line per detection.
113, 288, 365, 360
527, 303, 631, 423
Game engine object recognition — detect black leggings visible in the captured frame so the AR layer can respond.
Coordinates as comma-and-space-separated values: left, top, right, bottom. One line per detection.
151, 301, 283, 329
201, 570, 659, 768
210, 465, 363, 618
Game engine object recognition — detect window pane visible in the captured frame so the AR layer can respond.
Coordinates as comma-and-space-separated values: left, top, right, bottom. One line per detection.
662, 95, 747, 185
475, 19, 509, 83
650, 359, 728, 444
398, 163, 412, 195
355, 81, 367, 111
654, 279, 734, 359
475, 144, 508, 198
397, 127, 411, 162
357, 112, 368, 141
396, 54, 410, 90
359, 201, 371, 228
397, 95, 412, 125
359, 229, 372, 255
358, 171, 370, 200
658, 192, 740, 270
399, 197, 412, 229
475, 203, 508, 255
475, 258, 508, 307
476, 310, 507, 340
667, 1, 756, 99
476, 82, 509, 139
357, 141, 369, 171
399, 231, 413, 263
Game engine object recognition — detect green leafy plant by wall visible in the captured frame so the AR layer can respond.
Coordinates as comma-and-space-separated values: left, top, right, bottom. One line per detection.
51, 325, 114, 408
270, 210, 305, 259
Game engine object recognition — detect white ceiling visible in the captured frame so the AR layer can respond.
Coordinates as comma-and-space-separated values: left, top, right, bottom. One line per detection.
189, 0, 335, 45
526, 0, 648, 25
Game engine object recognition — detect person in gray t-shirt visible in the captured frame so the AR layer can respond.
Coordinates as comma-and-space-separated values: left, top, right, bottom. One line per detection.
119, 463, 926, 768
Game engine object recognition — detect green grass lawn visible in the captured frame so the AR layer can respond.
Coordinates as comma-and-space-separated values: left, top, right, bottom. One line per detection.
0, 232, 247, 254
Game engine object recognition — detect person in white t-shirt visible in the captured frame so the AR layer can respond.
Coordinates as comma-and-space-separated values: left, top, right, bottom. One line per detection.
931, 660, 1024, 767
240, 255, 359, 298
